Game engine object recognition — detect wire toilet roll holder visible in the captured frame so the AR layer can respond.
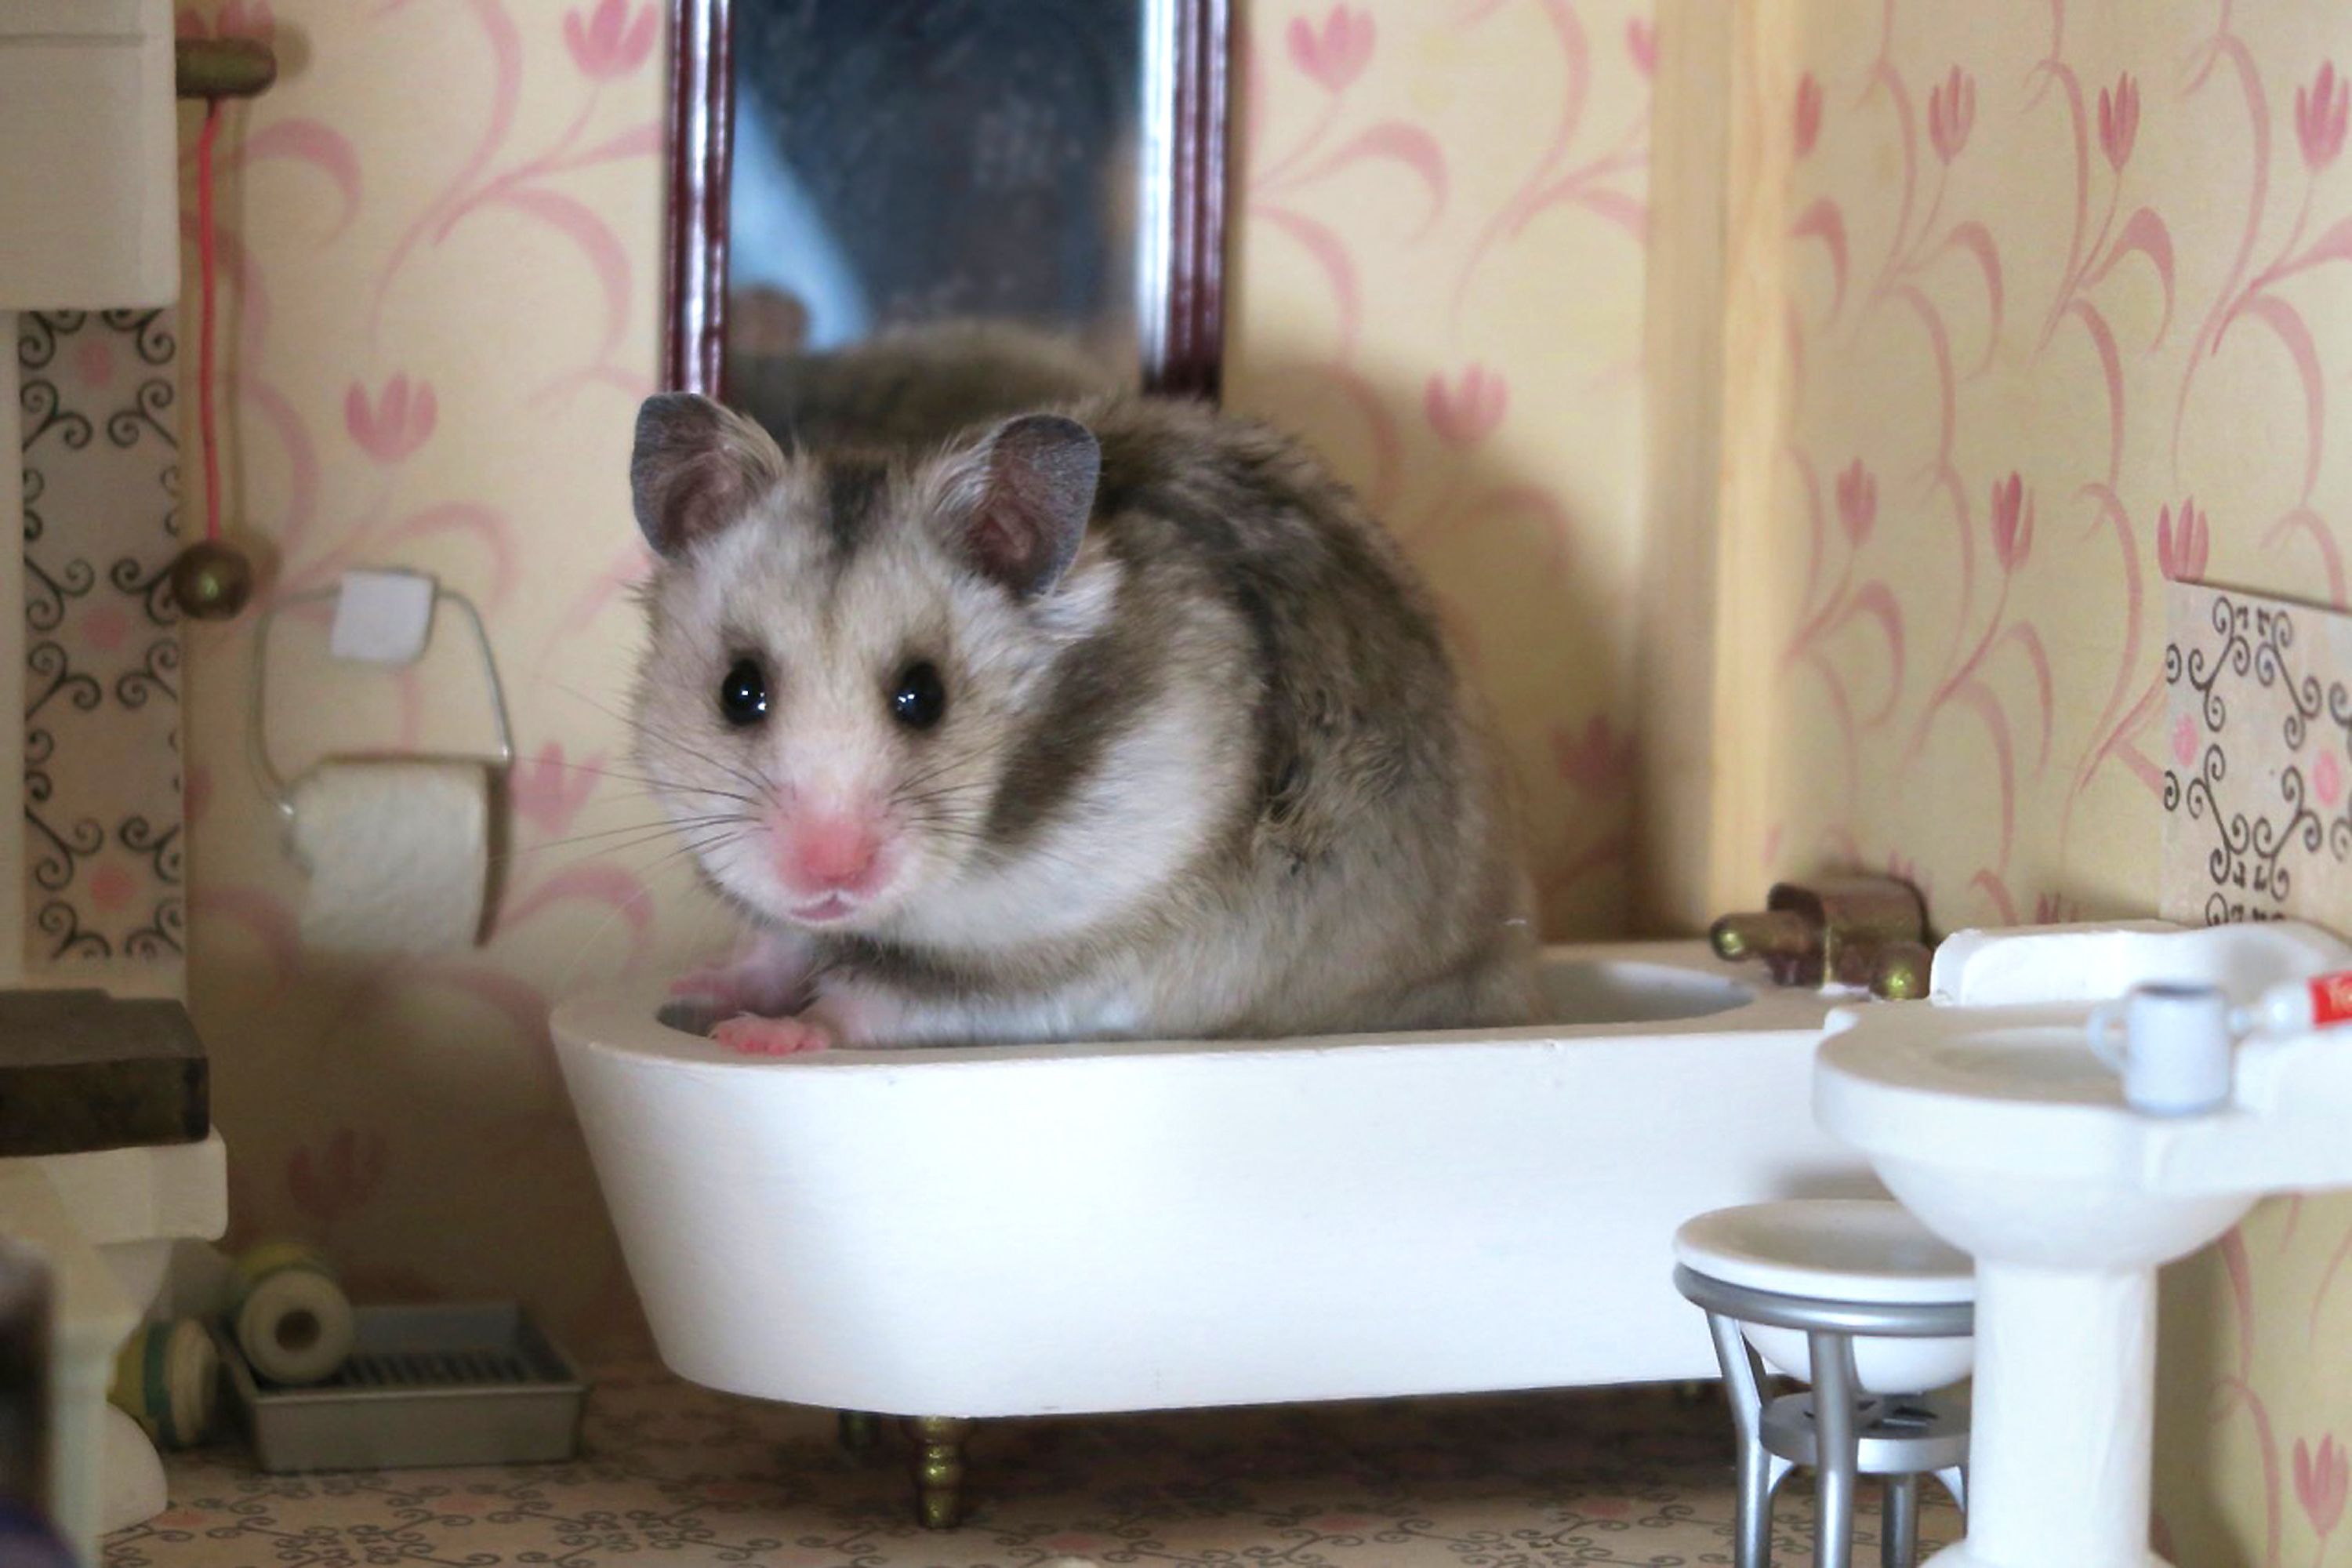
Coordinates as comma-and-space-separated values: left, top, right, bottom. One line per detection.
247, 576, 515, 822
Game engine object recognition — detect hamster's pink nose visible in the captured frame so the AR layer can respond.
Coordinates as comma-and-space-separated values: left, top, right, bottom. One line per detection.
786, 815, 882, 892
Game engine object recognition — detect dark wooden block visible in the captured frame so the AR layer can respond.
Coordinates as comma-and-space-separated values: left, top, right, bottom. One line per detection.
0, 990, 209, 1157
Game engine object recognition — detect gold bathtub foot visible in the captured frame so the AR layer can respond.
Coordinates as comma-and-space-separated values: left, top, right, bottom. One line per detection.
837, 1409, 880, 1453
902, 1415, 975, 1528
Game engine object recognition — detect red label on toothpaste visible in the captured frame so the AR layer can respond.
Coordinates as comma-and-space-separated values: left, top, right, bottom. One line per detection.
2309, 971, 2352, 1025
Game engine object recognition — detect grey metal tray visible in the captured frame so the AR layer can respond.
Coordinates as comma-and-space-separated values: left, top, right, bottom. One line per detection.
218, 1302, 586, 1472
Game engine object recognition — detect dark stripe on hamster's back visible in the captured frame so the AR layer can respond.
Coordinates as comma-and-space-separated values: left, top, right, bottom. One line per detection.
979, 592, 1166, 851
1094, 408, 1450, 835
820, 455, 889, 564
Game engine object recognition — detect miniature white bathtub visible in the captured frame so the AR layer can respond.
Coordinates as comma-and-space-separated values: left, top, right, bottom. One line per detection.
552, 940, 1881, 1419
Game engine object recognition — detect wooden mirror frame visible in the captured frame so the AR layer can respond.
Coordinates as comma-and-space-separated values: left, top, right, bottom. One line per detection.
663, 0, 1230, 402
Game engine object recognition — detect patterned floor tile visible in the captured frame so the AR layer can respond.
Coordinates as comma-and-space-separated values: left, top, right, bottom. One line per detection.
104, 1359, 1960, 1566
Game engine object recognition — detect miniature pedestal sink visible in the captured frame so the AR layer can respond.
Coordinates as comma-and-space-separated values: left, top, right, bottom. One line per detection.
1814, 920, 2352, 1568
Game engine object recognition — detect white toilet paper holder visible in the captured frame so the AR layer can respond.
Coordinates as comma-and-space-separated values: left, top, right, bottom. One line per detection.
246, 575, 514, 819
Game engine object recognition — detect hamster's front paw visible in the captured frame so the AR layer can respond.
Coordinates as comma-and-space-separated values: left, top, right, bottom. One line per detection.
712, 1012, 835, 1055
670, 929, 818, 1017
670, 964, 745, 1005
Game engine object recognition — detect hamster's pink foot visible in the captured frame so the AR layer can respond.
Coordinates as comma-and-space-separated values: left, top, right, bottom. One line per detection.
670, 964, 747, 1003
713, 1013, 833, 1055
668, 937, 815, 1018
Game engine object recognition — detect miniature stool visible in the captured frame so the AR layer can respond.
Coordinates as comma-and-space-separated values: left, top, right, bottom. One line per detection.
1673, 1200, 1975, 1568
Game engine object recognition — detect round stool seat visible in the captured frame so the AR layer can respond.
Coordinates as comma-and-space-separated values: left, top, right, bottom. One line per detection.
1675, 1200, 1974, 1302
1675, 1200, 1974, 1394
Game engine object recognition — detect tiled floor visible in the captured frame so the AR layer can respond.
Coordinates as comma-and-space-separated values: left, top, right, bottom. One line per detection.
101, 1359, 1961, 1566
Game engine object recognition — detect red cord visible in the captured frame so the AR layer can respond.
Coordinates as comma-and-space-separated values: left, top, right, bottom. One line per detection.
195, 100, 223, 544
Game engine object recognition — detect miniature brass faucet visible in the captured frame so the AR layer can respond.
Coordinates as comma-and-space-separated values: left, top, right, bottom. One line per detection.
1710, 876, 1932, 1000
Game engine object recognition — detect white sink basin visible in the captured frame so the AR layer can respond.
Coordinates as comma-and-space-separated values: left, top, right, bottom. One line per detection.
1821, 1007, 2256, 1268
1812, 920, 2352, 1568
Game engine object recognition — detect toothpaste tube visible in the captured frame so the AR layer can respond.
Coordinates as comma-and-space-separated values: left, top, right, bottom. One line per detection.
2245, 969, 2352, 1035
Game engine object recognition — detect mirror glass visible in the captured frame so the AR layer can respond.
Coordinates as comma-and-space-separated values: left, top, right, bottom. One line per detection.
725, 1, 1152, 406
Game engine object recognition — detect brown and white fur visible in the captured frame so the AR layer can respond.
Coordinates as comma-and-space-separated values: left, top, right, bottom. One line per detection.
629, 391, 1535, 1052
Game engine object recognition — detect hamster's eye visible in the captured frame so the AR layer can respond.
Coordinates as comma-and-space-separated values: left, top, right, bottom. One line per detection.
717, 657, 768, 727
890, 661, 946, 731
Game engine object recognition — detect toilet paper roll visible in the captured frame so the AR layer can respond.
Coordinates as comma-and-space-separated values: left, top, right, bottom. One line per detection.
230, 1241, 354, 1386
289, 760, 489, 955
107, 1319, 217, 1448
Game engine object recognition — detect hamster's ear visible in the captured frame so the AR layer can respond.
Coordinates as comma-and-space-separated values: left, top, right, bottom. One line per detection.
630, 393, 788, 557
952, 413, 1101, 597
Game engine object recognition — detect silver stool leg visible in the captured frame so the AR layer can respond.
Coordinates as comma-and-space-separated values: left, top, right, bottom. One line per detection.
1808, 1330, 1860, 1568
1704, 1310, 1780, 1568
1880, 1473, 1919, 1568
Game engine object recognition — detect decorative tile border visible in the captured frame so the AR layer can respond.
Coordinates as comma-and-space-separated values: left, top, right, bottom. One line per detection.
16, 310, 185, 966
2161, 582, 2352, 927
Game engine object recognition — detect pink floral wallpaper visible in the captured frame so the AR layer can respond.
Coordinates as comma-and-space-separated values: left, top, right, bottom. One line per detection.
146, 0, 2347, 1557
176, 0, 675, 1339
142, 2, 2352, 1561
1769, 0, 2352, 924
1769, 3, 2352, 1561
169, 0, 1655, 1356
1228, 0, 1654, 938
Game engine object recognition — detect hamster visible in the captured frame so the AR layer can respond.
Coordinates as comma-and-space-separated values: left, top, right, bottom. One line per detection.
727, 318, 1116, 453
628, 390, 1537, 1052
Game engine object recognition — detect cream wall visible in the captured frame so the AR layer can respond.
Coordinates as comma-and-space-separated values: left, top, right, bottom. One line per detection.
179, 0, 678, 1340
175, 0, 1653, 1349
1227, 0, 1654, 937
168, 2, 2344, 1558
1763, 0, 2352, 923
1756, 2, 2352, 1561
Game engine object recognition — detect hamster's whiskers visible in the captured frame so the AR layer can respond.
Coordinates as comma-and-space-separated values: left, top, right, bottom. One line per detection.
896, 813, 1094, 880
554, 678, 782, 804
630, 712, 777, 801
889, 781, 994, 815
619, 827, 753, 898
506, 810, 760, 858
888, 733, 1019, 802
524, 755, 765, 808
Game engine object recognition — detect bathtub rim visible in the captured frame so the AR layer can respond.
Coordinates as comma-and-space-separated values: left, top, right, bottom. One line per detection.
549, 938, 1842, 1070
